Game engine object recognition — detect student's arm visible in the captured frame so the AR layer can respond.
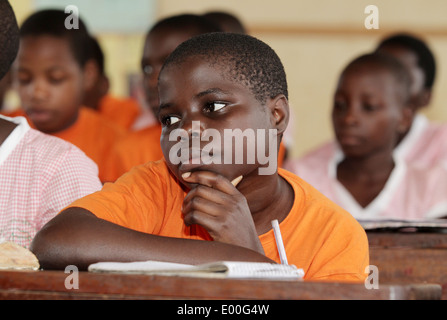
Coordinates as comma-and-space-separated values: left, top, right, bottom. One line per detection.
30, 208, 273, 271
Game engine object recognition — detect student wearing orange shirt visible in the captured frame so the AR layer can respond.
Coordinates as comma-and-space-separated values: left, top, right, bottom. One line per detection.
14, 10, 125, 183
32, 33, 368, 282
83, 36, 141, 131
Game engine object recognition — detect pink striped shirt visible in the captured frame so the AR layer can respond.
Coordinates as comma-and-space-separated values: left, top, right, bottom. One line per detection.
0, 116, 102, 248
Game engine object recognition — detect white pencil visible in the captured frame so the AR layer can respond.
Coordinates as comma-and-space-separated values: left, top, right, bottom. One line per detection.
271, 219, 288, 265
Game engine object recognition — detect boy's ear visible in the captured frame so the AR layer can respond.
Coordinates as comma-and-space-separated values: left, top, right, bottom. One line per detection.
398, 106, 414, 134
82, 60, 99, 92
416, 89, 432, 109
267, 94, 289, 135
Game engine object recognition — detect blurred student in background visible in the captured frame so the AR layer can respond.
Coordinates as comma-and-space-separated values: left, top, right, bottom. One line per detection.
13, 9, 125, 183
287, 53, 447, 220
286, 33, 447, 177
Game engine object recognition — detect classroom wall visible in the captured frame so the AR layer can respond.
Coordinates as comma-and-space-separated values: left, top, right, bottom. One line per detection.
10, 0, 447, 159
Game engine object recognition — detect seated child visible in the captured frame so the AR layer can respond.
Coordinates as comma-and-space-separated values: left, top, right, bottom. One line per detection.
13, 10, 125, 183
0, 1, 102, 248
31, 33, 369, 282
83, 36, 141, 131
286, 33, 447, 176
288, 53, 447, 220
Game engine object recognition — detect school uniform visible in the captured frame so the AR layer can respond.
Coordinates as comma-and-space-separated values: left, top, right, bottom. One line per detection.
286, 144, 447, 220
0, 115, 102, 248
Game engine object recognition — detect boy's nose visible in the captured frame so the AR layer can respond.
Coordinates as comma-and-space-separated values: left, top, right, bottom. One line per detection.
30, 80, 49, 101
340, 106, 359, 126
182, 120, 205, 138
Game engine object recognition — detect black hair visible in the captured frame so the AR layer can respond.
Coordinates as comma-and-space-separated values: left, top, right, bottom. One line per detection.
149, 13, 222, 36
161, 32, 288, 104
0, 0, 19, 80
342, 53, 412, 104
376, 33, 436, 89
202, 11, 247, 34
19, 9, 91, 68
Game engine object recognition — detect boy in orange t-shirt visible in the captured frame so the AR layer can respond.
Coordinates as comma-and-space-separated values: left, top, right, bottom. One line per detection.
32, 33, 369, 282
14, 10, 125, 183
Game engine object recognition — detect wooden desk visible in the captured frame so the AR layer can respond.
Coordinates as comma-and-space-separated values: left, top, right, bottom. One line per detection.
368, 231, 447, 249
367, 231, 447, 300
0, 270, 441, 300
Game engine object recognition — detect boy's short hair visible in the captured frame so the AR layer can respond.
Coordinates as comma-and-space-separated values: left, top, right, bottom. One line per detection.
149, 13, 222, 36
342, 53, 412, 103
162, 32, 288, 104
0, 0, 19, 80
376, 33, 436, 90
20, 9, 91, 68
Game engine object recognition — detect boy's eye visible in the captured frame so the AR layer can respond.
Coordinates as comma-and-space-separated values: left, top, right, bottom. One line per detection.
333, 100, 347, 111
204, 102, 227, 113
363, 104, 378, 112
49, 77, 66, 85
17, 76, 31, 85
161, 115, 181, 127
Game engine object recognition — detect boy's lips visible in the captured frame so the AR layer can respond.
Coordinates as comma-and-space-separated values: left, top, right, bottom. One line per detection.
337, 133, 364, 146
27, 108, 53, 123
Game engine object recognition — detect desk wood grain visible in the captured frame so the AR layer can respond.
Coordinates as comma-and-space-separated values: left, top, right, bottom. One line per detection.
367, 232, 447, 249
367, 232, 447, 300
0, 270, 441, 300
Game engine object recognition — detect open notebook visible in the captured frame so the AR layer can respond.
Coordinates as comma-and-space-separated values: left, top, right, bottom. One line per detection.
88, 260, 304, 280
359, 218, 447, 232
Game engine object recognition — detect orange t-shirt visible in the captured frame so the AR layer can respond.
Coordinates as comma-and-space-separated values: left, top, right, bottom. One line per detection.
105, 124, 163, 181
52, 107, 125, 183
68, 160, 369, 282
98, 95, 141, 131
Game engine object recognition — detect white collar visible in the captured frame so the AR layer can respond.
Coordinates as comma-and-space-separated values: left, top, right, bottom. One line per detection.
0, 115, 31, 166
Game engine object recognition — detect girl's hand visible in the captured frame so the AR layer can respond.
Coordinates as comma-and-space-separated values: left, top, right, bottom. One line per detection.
181, 171, 264, 255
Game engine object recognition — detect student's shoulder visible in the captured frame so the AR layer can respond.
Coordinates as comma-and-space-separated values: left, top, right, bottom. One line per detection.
285, 140, 337, 176
114, 159, 176, 186
117, 124, 162, 145
25, 128, 98, 168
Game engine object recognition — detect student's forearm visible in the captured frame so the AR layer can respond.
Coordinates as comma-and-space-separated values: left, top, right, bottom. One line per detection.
30, 208, 273, 270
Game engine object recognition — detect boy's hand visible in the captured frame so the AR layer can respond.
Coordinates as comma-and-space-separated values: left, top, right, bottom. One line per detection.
181, 171, 265, 255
